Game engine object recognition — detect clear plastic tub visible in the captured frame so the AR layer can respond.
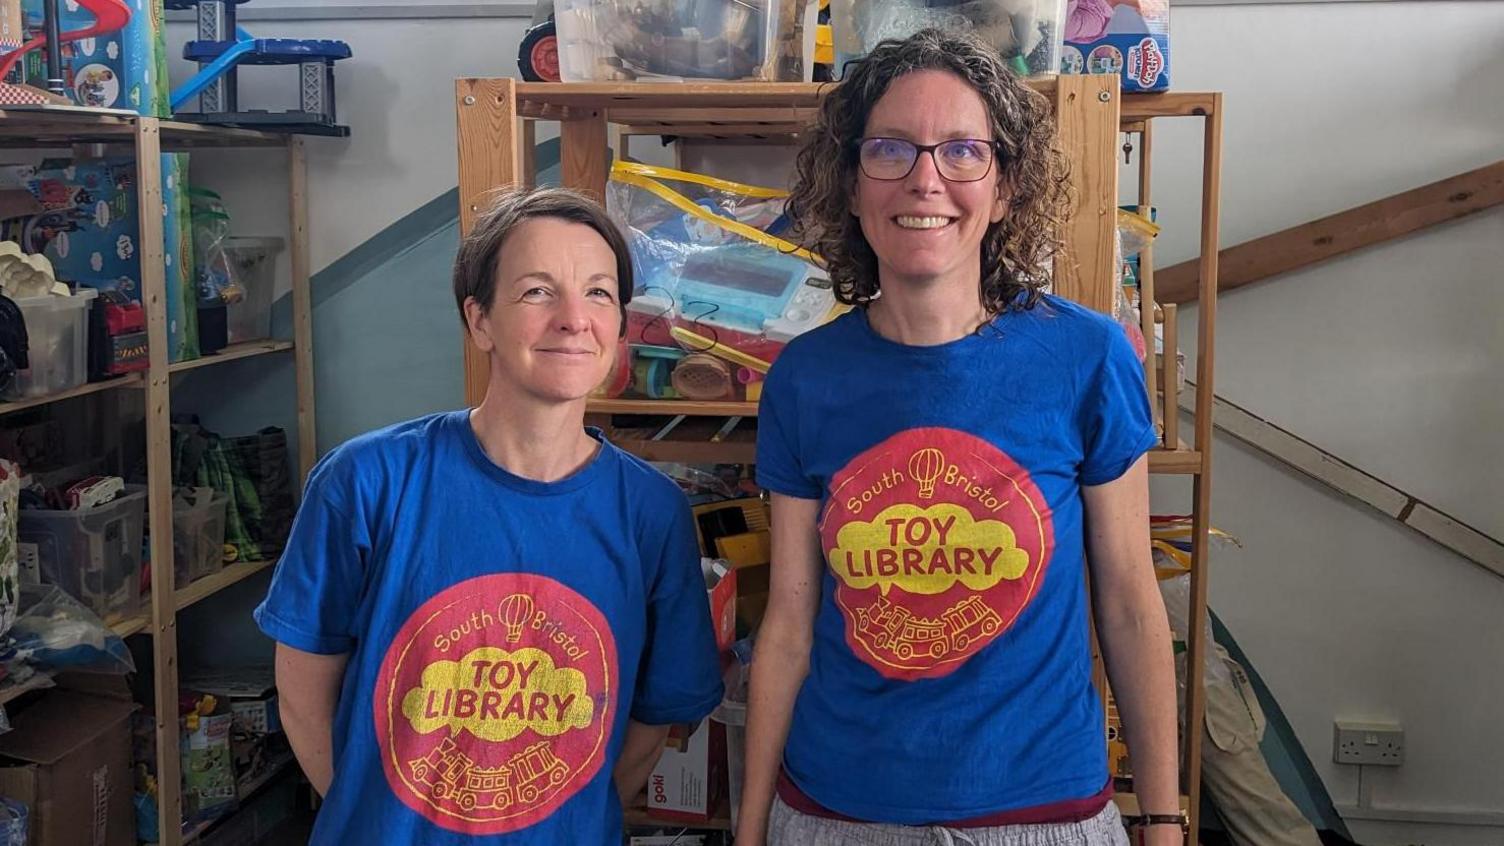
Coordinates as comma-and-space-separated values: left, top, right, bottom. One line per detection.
222, 237, 284, 345
828, 0, 1066, 78
712, 695, 746, 830
173, 488, 228, 589
11, 289, 98, 398
555, 0, 783, 81
16, 484, 146, 625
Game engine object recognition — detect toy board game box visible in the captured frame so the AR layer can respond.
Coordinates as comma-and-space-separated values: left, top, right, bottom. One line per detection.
1062, 0, 1169, 92
0, 156, 199, 362
17, 0, 171, 116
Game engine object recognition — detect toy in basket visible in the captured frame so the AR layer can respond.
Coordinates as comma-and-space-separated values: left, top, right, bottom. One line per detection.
606, 162, 844, 402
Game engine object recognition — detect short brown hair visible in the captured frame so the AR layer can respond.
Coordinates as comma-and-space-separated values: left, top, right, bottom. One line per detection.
452, 186, 634, 329
786, 28, 1071, 315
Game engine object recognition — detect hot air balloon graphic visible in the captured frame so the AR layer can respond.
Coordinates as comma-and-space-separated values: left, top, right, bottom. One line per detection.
499, 594, 534, 643
908, 448, 946, 500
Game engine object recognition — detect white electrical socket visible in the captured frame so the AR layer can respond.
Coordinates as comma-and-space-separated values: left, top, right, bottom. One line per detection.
1333, 720, 1405, 766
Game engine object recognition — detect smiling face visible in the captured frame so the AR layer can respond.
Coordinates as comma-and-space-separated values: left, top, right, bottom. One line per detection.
464, 217, 622, 404
853, 69, 1009, 292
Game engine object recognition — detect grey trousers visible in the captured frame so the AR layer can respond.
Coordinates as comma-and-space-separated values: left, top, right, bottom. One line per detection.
768, 796, 1131, 846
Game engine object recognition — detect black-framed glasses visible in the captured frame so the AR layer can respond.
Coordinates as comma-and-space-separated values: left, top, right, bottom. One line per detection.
857, 137, 1001, 182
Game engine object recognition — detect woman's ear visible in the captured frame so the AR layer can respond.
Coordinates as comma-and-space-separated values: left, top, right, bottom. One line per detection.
464, 296, 496, 353
991, 177, 1012, 224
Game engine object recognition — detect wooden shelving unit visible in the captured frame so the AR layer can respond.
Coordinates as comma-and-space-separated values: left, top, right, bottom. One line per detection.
0, 109, 317, 846
455, 79, 1220, 839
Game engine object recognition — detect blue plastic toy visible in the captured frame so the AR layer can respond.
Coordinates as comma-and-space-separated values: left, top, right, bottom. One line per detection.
167, 0, 351, 136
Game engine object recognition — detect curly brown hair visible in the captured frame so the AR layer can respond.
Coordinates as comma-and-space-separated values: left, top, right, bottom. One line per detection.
785, 28, 1072, 315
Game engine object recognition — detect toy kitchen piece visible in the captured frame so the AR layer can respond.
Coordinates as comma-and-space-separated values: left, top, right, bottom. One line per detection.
167, 0, 352, 136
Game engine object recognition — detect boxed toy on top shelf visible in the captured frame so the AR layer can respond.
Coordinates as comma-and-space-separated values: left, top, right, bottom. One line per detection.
12, 0, 170, 115
1061, 0, 1168, 91
0, 155, 200, 363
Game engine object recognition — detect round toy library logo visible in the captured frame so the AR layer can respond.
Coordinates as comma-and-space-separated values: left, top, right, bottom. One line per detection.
374, 573, 617, 834
820, 428, 1055, 681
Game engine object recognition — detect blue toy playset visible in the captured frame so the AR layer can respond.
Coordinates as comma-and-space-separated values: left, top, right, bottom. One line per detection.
167, 0, 352, 136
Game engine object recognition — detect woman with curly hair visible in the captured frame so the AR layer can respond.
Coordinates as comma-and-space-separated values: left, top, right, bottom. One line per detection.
741, 28, 1182, 846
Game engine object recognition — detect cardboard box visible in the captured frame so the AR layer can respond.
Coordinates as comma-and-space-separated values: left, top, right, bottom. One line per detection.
644, 717, 725, 823
1062, 0, 1170, 92
0, 0, 21, 53
705, 562, 737, 654
19, 0, 171, 117
0, 686, 137, 846
0, 157, 199, 362
182, 712, 236, 820
182, 666, 280, 737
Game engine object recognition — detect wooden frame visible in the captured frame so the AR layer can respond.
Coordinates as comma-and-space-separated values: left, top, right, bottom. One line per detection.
455, 80, 1222, 838
1121, 95, 1223, 834
0, 109, 317, 846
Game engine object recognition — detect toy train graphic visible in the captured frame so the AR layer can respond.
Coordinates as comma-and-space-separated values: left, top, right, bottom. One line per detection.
855, 595, 1003, 660
409, 736, 569, 811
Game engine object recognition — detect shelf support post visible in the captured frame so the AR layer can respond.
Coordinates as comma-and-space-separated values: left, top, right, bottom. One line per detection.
455, 78, 521, 407
137, 116, 184, 846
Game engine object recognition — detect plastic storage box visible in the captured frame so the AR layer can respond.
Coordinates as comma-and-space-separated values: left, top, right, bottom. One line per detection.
554, 0, 783, 81
172, 488, 229, 589
10, 289, 98, 399
828, 0, 1066, 77
16, 484, 146, 624
222, 237, 284, 345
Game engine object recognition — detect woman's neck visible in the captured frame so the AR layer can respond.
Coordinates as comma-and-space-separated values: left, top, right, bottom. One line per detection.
468, 383, 599, 483
867, 272, 989, 346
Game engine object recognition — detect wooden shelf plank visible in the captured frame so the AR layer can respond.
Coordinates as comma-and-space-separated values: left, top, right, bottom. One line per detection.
1120, 92, 1219, 121
518, 79, 1057, 121
175, 559, 276, 611
111, 613, 151, 638
0, 108, 286, 148
0, 374, 142, 417
169, 340, 294, 374
589, 399, 757, 417
1148, 446, 1202, 475
0, 672, 54, 706
108, 560, 278, 637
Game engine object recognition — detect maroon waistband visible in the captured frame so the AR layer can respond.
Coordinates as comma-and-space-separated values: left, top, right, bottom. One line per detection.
775, 769, 1113, 827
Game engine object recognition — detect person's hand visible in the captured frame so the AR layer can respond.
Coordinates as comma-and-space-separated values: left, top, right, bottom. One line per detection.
734, 823, 765, 846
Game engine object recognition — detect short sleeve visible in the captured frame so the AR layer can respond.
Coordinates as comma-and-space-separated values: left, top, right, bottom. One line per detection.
1079, 322, 1159, 486
631, 497, 724, 725
254, 453, 371, 655
755, 355, 822, 499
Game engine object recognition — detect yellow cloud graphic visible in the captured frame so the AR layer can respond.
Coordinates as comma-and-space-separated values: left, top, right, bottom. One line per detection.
400, 646, 594, 742
830, 503, 1030, 596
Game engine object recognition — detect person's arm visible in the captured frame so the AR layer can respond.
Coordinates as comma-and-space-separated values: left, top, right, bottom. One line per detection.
275, 643, 348, 797
614, 720, 672, 804
736, 493, 824, 846
1083, 456, 1183, 845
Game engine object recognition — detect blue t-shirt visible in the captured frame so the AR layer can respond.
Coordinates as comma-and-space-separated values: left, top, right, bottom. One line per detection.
255, 410, 723, 845
756, 296, 1156, 823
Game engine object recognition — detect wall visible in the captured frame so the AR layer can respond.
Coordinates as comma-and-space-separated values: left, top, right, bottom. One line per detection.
162, 3, 1504, 842
1137, 3, 1504, 842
